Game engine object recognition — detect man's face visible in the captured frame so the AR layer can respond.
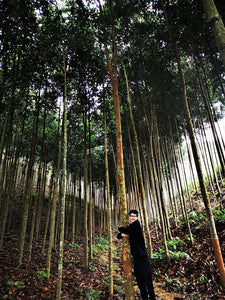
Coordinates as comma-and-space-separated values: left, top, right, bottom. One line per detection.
129, 213, 138, 224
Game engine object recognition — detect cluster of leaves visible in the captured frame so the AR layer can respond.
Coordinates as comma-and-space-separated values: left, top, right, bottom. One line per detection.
69, 242, 80, 249
151, 248, 189, 262
93, 236, 109, 254
213, 208, 225, 221
151, 237, 189, 262
85, 287, 102, 300
0, 279, 25, 299
163, 275, 184, 292
1, 0, 225, 194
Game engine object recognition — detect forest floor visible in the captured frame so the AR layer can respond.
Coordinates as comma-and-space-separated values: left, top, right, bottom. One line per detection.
0, 195, 225, 299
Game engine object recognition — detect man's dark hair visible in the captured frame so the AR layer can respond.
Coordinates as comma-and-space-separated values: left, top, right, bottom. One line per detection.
129, 209, 138, 216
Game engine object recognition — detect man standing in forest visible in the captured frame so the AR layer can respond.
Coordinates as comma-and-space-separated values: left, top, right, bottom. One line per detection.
117, 209, 156, 300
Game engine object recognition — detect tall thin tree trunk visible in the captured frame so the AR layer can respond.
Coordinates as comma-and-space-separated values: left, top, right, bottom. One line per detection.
126, 123, 141, 214
42, 171, 54, 253
99, 1, 135, 297
56, 51, 68, 299
71, 171, 76, 243
88, 114, 93, 260
0, 54, 19, 164
83, 110, 89, 269
162, 1, 225, 286
18, 93, 40, 266
47, 110, 62, 277
123, 64, 152, 254
195, 56, 225, 175
201, 0, 225, 66
104, 105, 113, 296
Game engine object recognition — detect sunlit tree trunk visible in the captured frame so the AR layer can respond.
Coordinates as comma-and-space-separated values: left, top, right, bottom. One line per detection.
99, 1, 135, 297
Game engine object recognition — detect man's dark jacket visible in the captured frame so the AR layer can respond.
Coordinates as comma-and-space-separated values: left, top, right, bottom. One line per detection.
117, 219, 148, 258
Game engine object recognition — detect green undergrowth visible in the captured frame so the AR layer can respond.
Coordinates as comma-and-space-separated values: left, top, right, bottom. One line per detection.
151, 237, 189, 263
69, 242, 80, 249
93, 236, 109, 254
163, 274, 184, 291
213, 208, 225, 220
85, 287, 102, 300
0, 279, 25, 299
177, 207, 225, 230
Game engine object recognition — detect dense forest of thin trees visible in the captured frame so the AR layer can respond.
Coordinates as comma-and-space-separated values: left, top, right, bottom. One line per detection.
0, 0, 225, 298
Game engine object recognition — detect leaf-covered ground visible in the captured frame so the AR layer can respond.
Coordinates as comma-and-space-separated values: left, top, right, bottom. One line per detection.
0, 203, 225, 299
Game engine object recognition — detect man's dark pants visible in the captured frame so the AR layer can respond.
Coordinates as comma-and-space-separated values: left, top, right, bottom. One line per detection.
133, 256, 156, 300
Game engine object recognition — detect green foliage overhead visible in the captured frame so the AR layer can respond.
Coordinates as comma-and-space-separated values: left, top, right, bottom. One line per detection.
0, 0, 225, 191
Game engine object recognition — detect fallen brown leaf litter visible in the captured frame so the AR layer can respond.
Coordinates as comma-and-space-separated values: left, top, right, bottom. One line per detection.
0, 213, 225, 299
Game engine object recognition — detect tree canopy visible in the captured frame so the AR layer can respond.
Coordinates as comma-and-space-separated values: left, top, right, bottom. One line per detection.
1, 0, 225, 298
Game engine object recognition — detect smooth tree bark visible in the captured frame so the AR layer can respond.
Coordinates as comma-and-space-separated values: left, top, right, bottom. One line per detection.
162, 140, 177, 223
47, 113, 62, 277
83, 109, 89, 269
183, 129, 198, 192
99, 1, 135, 298
0, 148, 12, 249
180, 63, 225, 287
153, 115, 171, 261
123, 64, 152, 254
71, 170, 77, 243
28, 106, 47, 261
195, 55, 225, 175
0, 117, 19, 249
42, 171, 54, 252
56, 51, 68, 299
138, 87, 160, 232
201, 0, 225, 67
0, 54, 19, 164
162, 1, 225, 287
18, 94, 40, 266
88, 114, 93, 260
104, 106, 113, 296
126, 122, 141, 210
